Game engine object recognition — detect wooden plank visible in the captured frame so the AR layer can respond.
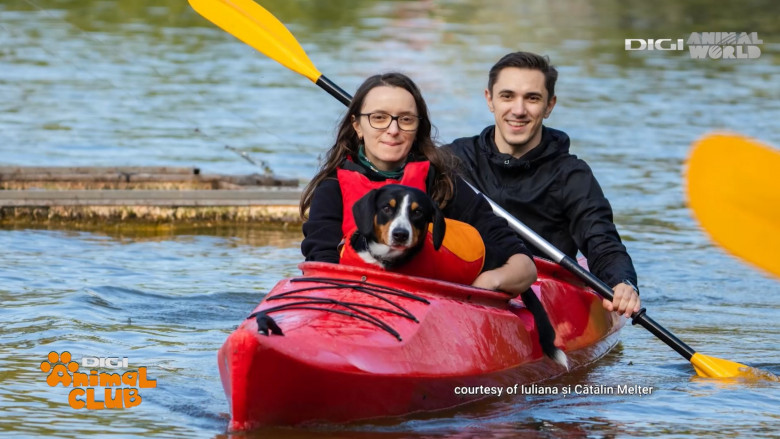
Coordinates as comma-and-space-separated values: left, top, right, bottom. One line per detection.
0, 205, 302, 225
0, 167, 297, 187
1, 174, 205, 182
0, 167, 304, 224
0, 189, 302, 207
0, 166, 198, 175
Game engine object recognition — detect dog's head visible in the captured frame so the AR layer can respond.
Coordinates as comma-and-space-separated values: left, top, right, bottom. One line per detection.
351, 184, 445, 266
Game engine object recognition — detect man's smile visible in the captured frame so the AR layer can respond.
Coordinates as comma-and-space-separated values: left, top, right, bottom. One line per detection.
506, 119, 530, 128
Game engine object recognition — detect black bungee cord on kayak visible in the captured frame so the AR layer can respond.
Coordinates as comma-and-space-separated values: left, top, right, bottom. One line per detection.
247, 277, 429, 341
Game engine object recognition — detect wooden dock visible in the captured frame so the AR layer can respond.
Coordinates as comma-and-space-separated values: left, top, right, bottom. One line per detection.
0, 166, 304, 226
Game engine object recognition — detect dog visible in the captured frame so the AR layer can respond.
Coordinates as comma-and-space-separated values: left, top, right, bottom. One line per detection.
350, 184, 567, 369
349, 184, 445, 269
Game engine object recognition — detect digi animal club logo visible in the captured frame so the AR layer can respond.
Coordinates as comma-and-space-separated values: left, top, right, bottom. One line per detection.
40, 351, 157, 409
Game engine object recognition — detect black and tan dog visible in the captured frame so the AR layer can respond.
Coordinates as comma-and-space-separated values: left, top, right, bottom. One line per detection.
349, 184, 567, 369
350, 184, 445, 269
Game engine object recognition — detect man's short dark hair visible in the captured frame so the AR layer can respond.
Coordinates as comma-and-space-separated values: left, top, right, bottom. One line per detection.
487, 52, 558, 101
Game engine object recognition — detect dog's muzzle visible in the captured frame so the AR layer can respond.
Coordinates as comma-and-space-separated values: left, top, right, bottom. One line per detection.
390, 228, 410, 246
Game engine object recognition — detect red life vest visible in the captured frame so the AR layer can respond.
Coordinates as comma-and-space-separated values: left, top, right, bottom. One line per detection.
337, 160, 430, 237
336, 162, 485, 285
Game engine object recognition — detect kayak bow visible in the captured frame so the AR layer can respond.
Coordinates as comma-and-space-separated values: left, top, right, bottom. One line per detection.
219, 259, 624, 429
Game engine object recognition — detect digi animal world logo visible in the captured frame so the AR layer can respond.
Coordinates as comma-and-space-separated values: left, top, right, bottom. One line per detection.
625, 32, 763, 59
40, 351, 157, 410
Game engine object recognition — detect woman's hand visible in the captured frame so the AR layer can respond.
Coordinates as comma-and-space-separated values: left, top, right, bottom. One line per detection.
471, 254, 537, 298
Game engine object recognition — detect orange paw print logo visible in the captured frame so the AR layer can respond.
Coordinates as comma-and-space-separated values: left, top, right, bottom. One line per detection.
40, 351, 79, 387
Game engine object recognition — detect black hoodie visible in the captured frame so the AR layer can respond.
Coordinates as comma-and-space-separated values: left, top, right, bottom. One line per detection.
447, 125, 637, 289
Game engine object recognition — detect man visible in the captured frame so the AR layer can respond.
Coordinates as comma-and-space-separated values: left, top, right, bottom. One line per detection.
446, 51, 640, 317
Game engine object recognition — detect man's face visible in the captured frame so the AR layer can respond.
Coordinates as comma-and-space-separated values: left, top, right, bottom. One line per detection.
485, 67, 556, 157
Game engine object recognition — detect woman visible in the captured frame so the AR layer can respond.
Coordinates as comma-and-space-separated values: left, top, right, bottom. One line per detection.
300, 72, 536, 297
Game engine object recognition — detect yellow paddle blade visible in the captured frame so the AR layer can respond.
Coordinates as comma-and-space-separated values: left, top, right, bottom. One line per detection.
188, 0, 321, 83
691, 353, 777, 380
687, 133, 780, 278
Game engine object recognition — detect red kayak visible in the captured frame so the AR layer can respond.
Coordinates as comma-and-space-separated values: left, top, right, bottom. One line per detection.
218, 258, 625, 430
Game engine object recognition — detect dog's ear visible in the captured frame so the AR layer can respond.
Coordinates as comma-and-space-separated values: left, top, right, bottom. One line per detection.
431, 203, 446, 250
352, 189, 379, 237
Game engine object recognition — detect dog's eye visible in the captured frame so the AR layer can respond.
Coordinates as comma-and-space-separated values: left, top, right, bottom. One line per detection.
411, 209, 423, 218
381, 205, 393, 214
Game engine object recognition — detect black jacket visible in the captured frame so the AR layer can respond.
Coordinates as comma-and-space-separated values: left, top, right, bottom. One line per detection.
446, 126, 637, 289
301, 159, 532, 272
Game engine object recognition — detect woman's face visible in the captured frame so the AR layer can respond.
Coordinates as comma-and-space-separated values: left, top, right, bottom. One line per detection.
352, 86, 419, 172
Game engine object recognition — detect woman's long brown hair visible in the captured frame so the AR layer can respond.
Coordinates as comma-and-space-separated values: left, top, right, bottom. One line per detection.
300, 72, 458, 219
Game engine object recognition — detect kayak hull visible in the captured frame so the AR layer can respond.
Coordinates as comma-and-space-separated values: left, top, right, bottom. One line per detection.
218, 259, 624, 429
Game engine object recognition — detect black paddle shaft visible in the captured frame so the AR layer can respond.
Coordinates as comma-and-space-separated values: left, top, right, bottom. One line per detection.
559, 256, 696, 360
475, 179, 700, 362
316, 75, 351, 106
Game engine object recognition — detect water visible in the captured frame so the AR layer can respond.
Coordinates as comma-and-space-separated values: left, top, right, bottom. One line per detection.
1, 0, 779, 437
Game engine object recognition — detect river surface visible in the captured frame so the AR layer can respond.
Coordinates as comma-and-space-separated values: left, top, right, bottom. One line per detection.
1, 0, 779, 438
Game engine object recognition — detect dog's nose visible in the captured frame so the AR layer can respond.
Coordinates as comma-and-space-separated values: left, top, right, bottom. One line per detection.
391, 229, 409, 243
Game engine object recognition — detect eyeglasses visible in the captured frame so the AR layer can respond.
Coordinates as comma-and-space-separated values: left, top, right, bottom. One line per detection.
360, 112, 422, 131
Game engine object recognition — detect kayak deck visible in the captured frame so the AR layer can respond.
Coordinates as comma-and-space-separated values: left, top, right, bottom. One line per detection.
218, 259, 625, 429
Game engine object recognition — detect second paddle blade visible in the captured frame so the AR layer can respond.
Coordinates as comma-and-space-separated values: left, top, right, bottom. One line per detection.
687, 133, 780, 278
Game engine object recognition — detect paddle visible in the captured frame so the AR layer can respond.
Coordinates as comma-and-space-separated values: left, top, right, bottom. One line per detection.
188, 0, 350, 105
187, 0, 764, 379
687, 133, 780, 278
